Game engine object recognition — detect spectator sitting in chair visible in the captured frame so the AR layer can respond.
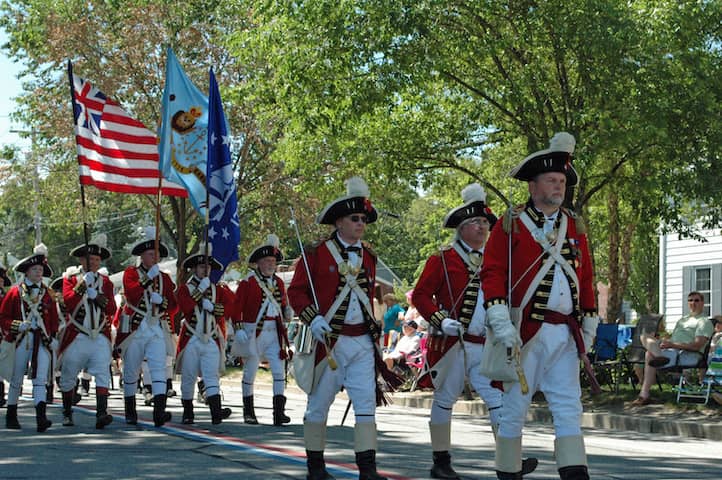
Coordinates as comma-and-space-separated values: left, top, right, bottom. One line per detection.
632, 291, 714, 406
383, 320, 421, 371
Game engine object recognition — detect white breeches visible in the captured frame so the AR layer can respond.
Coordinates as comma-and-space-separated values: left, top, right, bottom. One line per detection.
430, 342, 502, 426
242, 328, 286, 397
8, 332, 50, 406
499, 323, 583, 439
180, 337, 221, 400
122, 325, 167, 397
59, 335, 111, 392
304, 335, 376, 424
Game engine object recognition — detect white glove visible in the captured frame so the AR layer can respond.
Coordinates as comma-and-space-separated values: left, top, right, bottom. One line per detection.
150, 292, 163, 305
310, 315, 332, 342
202, 298, 214, 312
441, 318, 462, 336
83, 272, 95, 285
86, 287, 98, 300
197, 277, 211, 292
18, 322, 30, 332
50, 338, 59, 351
582, 316, 600, 352
486, 303, 519, 348
147, 264, 160, 279
235, 329, 249, 344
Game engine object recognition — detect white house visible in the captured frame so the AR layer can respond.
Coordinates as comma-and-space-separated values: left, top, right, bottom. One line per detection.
659, 227, 722, 329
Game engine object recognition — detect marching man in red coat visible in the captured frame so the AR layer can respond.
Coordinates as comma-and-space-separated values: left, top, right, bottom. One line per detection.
233, 234, 292, 426
58, 234, 116, 429
0, 260, 13, 408
413, 184, 537, 479
116, 227, 177, 427
175, 244, 233, 425
481, 133, 598, 480
289, 177, 399, 480
0, 244, 59, 432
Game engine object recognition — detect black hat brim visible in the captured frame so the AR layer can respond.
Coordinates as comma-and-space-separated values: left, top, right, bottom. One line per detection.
443, 201, 497, 229
70, 244, 112, 260
131, 240, 169, 257
182, 253, 223, 271
316, 195, 378, 225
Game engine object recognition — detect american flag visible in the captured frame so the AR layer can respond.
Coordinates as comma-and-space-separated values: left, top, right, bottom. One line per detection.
68, 62, 187, 196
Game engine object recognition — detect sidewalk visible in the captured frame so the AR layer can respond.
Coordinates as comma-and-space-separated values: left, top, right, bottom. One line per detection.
222, 374, 722, 441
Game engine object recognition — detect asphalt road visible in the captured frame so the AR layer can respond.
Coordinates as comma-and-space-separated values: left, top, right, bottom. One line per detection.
0, 381, 718, 479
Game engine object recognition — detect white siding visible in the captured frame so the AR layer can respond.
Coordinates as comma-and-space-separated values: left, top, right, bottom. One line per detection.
659, 228, 722, 331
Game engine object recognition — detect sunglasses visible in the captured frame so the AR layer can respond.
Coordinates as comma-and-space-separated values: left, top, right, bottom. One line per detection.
349, 215, 368, 223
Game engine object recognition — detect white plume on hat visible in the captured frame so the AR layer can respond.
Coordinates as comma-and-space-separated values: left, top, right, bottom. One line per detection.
141, 226, 156, 241
196, 241, 213, 255
345, 176, 370, 198
265, 234, 280, 248
461, 183, 486, 204
549, 132, 575, 154
90, 233, 108, 248
34, 243, 48, 256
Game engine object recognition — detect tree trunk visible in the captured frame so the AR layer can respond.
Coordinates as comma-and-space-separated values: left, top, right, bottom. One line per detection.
606, 192, 621, 323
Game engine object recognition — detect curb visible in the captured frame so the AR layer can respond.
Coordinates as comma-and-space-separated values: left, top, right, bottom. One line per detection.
390, 391, 722, 441
220, 377, 722, 441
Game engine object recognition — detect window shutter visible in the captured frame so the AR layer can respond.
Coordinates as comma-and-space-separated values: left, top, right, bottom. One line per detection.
712, 264, 722, 316
682, 265, 693, 314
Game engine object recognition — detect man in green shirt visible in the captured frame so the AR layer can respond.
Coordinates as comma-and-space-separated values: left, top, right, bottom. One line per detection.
632, 291, 714, 405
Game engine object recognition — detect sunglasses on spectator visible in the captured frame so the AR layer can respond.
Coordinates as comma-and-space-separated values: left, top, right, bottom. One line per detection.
349, 215, 368, 223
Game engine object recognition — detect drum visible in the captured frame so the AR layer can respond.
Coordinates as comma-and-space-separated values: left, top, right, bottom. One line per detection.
294, 323, 316, 355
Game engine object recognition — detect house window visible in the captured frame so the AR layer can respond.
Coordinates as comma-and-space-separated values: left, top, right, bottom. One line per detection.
682, 264, 720, 317
694, 267, 712, 317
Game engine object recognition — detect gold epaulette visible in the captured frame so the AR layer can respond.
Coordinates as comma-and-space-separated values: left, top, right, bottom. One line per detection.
502, 205, 524, 234
362, 240, 378, 258
562, 207, 586, 234
430, 244, 453, 258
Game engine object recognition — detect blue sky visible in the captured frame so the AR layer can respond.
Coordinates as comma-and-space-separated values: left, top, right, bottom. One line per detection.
0, 28, 29, 150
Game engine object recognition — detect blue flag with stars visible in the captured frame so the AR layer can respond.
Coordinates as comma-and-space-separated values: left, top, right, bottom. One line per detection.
207, 68, 240, 280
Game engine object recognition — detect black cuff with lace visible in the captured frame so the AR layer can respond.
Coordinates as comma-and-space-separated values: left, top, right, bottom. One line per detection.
299, 305, 319, 325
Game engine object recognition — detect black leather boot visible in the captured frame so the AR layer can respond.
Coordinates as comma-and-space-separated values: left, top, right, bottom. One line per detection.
124, 395, 138, 425
430, 451, 459, 479
153, 394, 172, 427
0, 381, 5, 407
166, 378, 176, 397
6, 404, 20, 429
208, 394, 231, 425
182, 399, 195, 424
243, 395, 258, 425
355, 450, 387, 480
95, 394, 113, 429
306, 450, 335, 480
62, 390, 75, 426
80, 378, 91, 396
522, 457, 539, 476
558, 465, 590, 480
272, 394, 291, 426
35, 402, 52, 433
496, 471, 522, 480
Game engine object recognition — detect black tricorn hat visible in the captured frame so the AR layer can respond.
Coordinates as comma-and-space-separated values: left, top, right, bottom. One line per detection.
70, 233, 112, 260
131, 227, 169, 257
316, 176, 378, 225
183, 243, 223, 271
509, 132, 578, 186
443, 183, 497, 229
248, 234, 283, 264
14, 243, 53, 277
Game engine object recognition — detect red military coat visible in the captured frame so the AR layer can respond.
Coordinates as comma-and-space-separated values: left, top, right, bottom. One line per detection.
0, 283, 60, 343
116, 265, 177, 348
176, 279, 235, 353
288, 240, 377, 326
481, 206, 596, 344
59, 272, 116, 354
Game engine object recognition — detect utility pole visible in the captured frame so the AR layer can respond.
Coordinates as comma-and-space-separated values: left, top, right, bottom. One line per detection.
10, 129, 41, 245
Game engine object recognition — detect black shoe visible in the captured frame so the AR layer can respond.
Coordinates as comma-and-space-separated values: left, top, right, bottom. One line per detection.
62, 390, 75, 427
166, 378, 177, 398
182, 399, 195, 425
558, 465, 590, 480
35, 402, 52, 433
243, 395, 258, 425
521, 457, 538, 476
430, 451, 459, 479
153, 394, 172, 427
356, 450, 387, 480
306, 450, 336, 480
124, 396, 138, 425
6, 404, 20, 429
272, 395, 291, 426
95, 395, 113, 429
